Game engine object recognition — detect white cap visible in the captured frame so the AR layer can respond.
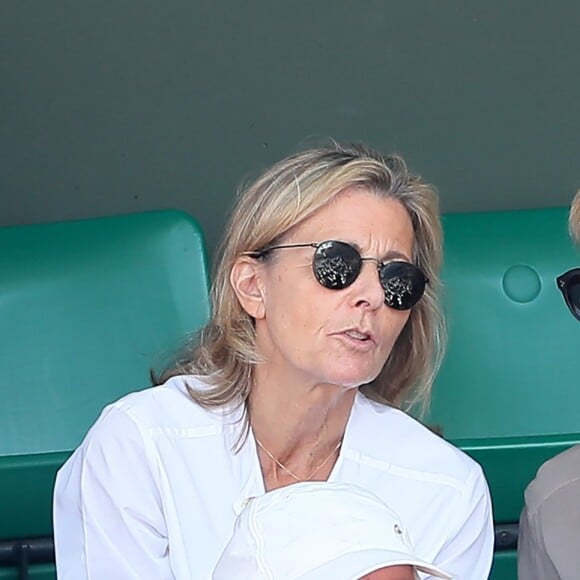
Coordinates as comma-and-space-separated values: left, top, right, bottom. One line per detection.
213, 482, 452, 579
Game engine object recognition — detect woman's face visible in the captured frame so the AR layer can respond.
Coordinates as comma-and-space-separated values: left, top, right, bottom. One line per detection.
241, 187, 415, 392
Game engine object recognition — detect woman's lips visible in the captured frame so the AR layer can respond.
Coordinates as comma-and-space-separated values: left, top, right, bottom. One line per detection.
332, 328, 377, 350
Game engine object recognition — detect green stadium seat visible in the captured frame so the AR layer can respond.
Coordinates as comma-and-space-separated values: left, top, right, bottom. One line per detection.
428, 207, 580, 580
0, 210, 210, 579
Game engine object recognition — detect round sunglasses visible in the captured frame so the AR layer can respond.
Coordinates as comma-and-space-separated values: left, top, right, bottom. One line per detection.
246, 240, 428, 310
556, 268, 580, 321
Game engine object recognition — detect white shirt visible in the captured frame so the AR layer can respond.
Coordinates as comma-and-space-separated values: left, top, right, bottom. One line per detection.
53, 376, 494, 580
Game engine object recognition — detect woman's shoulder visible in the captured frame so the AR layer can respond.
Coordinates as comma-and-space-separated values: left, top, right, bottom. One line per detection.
57, 375, 241, 492
350, 393, 482, 487
91, 375, 237, 437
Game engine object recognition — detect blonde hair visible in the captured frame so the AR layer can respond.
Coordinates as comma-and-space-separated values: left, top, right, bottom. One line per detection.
163, 142, 446, 429
570, 190, 580, 244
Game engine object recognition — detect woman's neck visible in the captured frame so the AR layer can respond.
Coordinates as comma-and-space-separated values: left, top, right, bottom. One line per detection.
248, 374, 357, 489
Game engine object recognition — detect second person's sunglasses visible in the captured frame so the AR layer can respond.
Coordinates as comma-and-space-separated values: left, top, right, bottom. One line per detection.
557, 268, 580, 321
246, 240, 428, 310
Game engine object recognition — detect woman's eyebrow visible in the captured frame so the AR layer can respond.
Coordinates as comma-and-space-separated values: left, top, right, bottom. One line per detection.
382, 249, 412, 262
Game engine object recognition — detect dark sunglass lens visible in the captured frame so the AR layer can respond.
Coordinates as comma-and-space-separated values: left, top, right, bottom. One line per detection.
379, 261, 427, 310
566, 276, 580, 320
569, 283, 580, 301
312, 241, 362, 290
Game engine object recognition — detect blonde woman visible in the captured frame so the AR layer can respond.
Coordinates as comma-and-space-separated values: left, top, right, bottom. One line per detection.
54, 142, 493, 579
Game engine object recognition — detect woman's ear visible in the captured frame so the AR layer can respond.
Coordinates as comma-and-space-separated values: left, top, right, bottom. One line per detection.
230, 256, 266, 319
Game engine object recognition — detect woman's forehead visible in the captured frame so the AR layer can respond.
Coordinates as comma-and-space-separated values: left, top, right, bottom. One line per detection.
286, 189, 414, 254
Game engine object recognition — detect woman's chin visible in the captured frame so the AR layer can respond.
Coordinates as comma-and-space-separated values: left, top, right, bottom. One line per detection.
324, 367, 382, 390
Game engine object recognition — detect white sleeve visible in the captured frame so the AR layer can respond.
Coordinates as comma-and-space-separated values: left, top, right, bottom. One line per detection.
430, 464, 494, 580
53, 405, 174, 580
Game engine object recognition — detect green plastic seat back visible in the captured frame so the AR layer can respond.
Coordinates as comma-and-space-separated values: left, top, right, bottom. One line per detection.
427, 207, 580, 579
0, 210, 210, 544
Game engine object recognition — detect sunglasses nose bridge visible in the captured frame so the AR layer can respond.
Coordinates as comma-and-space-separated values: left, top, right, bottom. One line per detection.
360, 256, 384, 284
360, 256, 382, 268
350, 258, 388, 307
